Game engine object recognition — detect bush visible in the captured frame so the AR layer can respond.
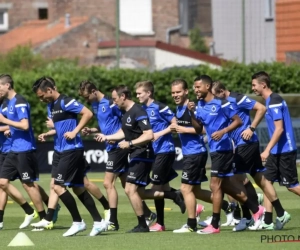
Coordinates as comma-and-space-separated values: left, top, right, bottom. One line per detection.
1, 46, 300, 137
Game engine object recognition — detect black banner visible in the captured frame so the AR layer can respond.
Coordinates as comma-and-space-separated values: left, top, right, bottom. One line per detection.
36, 139, 210, 173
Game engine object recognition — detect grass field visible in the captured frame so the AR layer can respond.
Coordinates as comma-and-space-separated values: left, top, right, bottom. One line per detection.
0, 171, 300, 250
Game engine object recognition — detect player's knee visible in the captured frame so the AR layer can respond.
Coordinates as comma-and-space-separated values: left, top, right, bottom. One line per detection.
210, 180, 221, 192
0, 179, 9, 190
22, 182, 34, 191
103, 179, 114, 190
124, 185, 135, 197
180, 184, 192, 194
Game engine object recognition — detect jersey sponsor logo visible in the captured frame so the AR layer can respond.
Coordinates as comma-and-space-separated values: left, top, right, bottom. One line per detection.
142, 120, 147, 125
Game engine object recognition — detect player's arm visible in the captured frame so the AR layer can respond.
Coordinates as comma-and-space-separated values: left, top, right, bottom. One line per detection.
187, 101, 204, 134
264, 120, 283, 154
155, 117, 177, 138
105, 129, 125, 141
131, 129, 153, 146
0, 125, 9, 132
0, 115, 29, 130
73, 106, 93, 134
250, 102, 266, 128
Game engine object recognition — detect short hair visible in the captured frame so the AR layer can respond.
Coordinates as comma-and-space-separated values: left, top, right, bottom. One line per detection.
194, 75, 213, 90
171, 79, 188, 90
135, 80, 154, 98
32, 76, 56, 93
0, 74, 14, 89
113, 85, 132, 99
212, 81, 226, 94
251, 71, 270, 88
79, 80, 98, 94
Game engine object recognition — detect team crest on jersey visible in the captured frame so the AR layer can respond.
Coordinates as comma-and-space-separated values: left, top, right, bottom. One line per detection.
102, 106, 106, 112
142, 120, 147, 125
211, 105, 216, 112
10, 106, 13, 111
151, 110, 155, 116
127, 116, 131, 123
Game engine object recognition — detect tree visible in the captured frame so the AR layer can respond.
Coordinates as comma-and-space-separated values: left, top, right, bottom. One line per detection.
188, 26, 209, 54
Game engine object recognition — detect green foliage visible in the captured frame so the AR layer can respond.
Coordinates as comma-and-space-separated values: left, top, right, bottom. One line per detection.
1, 46, 300, 137
188, 26, 209, 54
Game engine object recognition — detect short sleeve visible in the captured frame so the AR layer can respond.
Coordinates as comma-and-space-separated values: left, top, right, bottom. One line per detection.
221, 100, 238, 119
158, 102, 174, 123
15, 98, 29, 121
135, 108, 152, 131
61, 97, 84, 114
236, 95, 256, 110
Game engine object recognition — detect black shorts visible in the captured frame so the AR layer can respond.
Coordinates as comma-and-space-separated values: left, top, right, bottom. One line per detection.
51, 150, 59, 178
181, 152, 208, 185
126, 159, 152, 186
234, 143, 266, 176
106, 148, 129, 173
54, 149, 85, 187
0, 153, 19, 181
151, 153, 178, 185
210, 151, 234, 178
0, 151, 39, 183
264, 151, 299, 188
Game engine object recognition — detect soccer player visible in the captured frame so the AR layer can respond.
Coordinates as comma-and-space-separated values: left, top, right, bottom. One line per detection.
212, 80, 291, 231
251, 71, 300, 228
32, 77, 108, 236
0, 74, 46, 228
95, 85, 185, 233
135, 80, 183, 231
189, 75, 264, 234
78, 80, 156, 230
169, 79, 235, 233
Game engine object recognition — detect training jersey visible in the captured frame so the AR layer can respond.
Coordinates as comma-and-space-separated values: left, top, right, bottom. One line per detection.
175, 103, 206, 156
47, 95, 84, 153
6, 94, 36, 152
196, 97, 237, 153
227, 92, 259, 146
142, 101, 175, 154
122, 103, 154, 161
265, 93, 297, 154
0, 99, 12, 153
91, 96, 123, 152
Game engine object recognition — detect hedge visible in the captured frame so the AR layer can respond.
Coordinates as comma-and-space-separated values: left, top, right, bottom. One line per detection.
1, 46, 300, 137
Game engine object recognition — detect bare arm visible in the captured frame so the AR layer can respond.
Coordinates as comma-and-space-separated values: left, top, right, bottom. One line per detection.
131, 129, 154, 146
190, 112, 204, 135
72, 106, 93, 134
155, 117, 176, 138
251, 102, 267, 129
0, 125, 9, 132
1, 117, 29, 130
264, 120, 283, 153
105, 129, 125, 141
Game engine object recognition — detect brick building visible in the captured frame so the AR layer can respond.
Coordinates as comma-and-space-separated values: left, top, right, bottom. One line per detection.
0, 0, 213, 65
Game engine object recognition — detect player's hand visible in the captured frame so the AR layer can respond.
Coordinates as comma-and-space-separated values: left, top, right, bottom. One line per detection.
108, 140, 116, 144
241, 128, 253, 141
46, 117, 54, 129
187, 102, 196, 112
82, 127, 91, 136
118, 141, 130, 149
260, 150, 269, 163
4, 130, 11, 138
175, 125, 186, 134
169, 123, 177, 133
38, 133, 47, 142
64, 131, 76, 140
94, 133, 106, 142
152, 132, 161, 142
211, 130, 225, 141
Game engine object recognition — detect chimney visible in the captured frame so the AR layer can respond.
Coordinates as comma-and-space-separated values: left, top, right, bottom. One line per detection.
65, 13, 71, 28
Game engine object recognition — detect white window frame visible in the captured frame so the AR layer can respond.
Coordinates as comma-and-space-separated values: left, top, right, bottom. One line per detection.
0, 9, 9, 31
120, 0, 154, 36
265, 0, 274, 21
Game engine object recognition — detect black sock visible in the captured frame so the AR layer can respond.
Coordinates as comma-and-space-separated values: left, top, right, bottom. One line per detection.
78, 191, 102, 222
155, 199, 164, 226
241, 204, 252, 220
187, 218, 197, 229
142, 201, 152, 218
59, 190, 82, 222
211, 213, 220, 229
38, 210, 46, 220
137, 215, 147, 227
244, 182, 259, 206
43, 198, 49, 208
264, 212, 273, 224
271, 199, 285, 218
163, 191, 176, 200
44, 208, 55, 222
0, 210, 4, 223
110, 208, 118, 224
99, 196, 110, 210
221, 200, 229, 212
234, 203, 241, 219
244, 198, 259, 214
20, 202, 34, 215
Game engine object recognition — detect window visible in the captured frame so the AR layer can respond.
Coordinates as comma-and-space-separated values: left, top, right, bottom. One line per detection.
179, 0, 197, 35
265, 0, 274, 21
0, 9, 8, 31
38, 8, 48, 20
120, 0, 154, 35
